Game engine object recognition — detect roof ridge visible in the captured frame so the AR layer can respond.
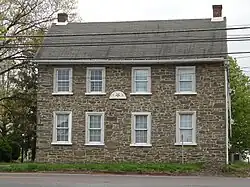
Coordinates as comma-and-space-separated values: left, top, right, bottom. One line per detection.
65, 17, 223, 25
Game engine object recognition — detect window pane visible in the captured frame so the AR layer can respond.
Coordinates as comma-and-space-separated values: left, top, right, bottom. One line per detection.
135, 81, 148, 92
135, 115, 147, 129
90, 69, 102, 81
57, 129, 69, 141
57, 81, 70, 92
135, 70, 148, 80
89, 129, 101, 142
180, 114, 192, 128
89, 115, 101, 128
135, 130, 147, 143
180, 129, 192, 143
180, 73, 192, 81
57, 69, 70, 81
56, 69, 70, 92
180, 81, 192, 91
90, 81, 102, 92
57, 114, 69, 128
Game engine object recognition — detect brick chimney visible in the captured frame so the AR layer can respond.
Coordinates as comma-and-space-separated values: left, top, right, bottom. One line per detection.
56, 13, 68, 25
212, 5, 223, 21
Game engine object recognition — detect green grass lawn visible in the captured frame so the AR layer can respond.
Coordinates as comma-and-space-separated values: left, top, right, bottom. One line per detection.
0, 162, 203, 173
221, 161, 250, 177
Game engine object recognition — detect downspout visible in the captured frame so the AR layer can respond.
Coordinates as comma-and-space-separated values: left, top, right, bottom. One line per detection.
224, 60, 229, 165
227, 61, 233, 163
228, 67, 233, 139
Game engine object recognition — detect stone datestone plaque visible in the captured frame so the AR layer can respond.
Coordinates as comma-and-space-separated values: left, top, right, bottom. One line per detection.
109, 91, 126, 100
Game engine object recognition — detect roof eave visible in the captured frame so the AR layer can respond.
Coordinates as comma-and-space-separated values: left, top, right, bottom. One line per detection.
33, 57, 226, 65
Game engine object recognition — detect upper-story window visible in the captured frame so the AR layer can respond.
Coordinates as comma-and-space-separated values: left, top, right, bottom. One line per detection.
176, 66, 196, 94
131, 67, 151, 94
53, 68, 73, 95
86, 67, 105, 95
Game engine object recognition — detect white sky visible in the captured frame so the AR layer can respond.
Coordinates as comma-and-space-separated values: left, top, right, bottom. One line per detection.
78, 0, 250, 72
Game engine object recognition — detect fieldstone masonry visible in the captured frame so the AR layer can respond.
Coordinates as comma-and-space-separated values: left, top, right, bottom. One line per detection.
36, 62, 227, 164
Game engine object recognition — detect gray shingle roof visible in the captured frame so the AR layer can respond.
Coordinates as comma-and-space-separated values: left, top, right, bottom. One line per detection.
35, 18, 227, 60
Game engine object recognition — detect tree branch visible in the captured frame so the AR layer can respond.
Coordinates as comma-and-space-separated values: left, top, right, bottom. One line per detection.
0, 103, 14, 115
0, 94, 26, 102
0, 60, 28, 76
6, 0, 38, 32
0, 49, 27, 62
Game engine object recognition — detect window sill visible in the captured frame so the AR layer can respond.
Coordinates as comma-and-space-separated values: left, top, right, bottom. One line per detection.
130, 143, 152, 147
52, 92, 73, 96
130, 93, 152, 96
174, 92, 197, 95
51, 142, 72, 145
85, 143, 105, 146
85, 92, 106, 96
174, 143, 197, 146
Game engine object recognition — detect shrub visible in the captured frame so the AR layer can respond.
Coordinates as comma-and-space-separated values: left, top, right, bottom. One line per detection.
10, 142, 21, 160
0, 138, 12, 162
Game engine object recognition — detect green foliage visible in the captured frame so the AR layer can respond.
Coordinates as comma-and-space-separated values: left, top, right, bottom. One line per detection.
0, 0, 80, 162
9, 142, 21, 161
0, 9, 6, 40
0, 61, 38, 161
0, 27, 7, 40
0, 138, 12, 162
222, 161, 250, 177
0, 162, 203, 173
229, 56, 250, 152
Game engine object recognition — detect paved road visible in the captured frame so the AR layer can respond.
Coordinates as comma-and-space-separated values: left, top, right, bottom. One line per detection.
0, 173, 249, 187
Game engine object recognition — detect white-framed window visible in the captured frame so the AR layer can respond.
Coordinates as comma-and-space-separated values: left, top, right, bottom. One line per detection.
176, 66, 196, 94
131, 112, 152, 146
53, 68, 73, 94
131, 67, 151, 94
85, 112, 105, 145
52, 111, 72, 145
175, 111, 197, 145
86, 67, 105, 94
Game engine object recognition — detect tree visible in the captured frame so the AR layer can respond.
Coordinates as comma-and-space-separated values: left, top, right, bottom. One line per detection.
0, 138, 12, 162
0, 0, 80, 162
0, 0, 79, 62
8, 60, 38, 161
229, 56, 250, 153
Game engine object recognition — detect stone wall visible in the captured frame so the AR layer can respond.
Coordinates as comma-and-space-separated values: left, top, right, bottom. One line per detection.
36, 63, 227, 164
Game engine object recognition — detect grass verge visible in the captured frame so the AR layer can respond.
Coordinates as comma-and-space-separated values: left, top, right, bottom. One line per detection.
222, 161, 250, 177
0, 162, 203, 174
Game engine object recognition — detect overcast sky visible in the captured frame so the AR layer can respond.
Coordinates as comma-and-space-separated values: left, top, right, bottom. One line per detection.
78, 0, 250, 72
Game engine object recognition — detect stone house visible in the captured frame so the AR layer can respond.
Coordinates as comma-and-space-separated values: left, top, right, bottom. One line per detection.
34, 5, 230, 165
